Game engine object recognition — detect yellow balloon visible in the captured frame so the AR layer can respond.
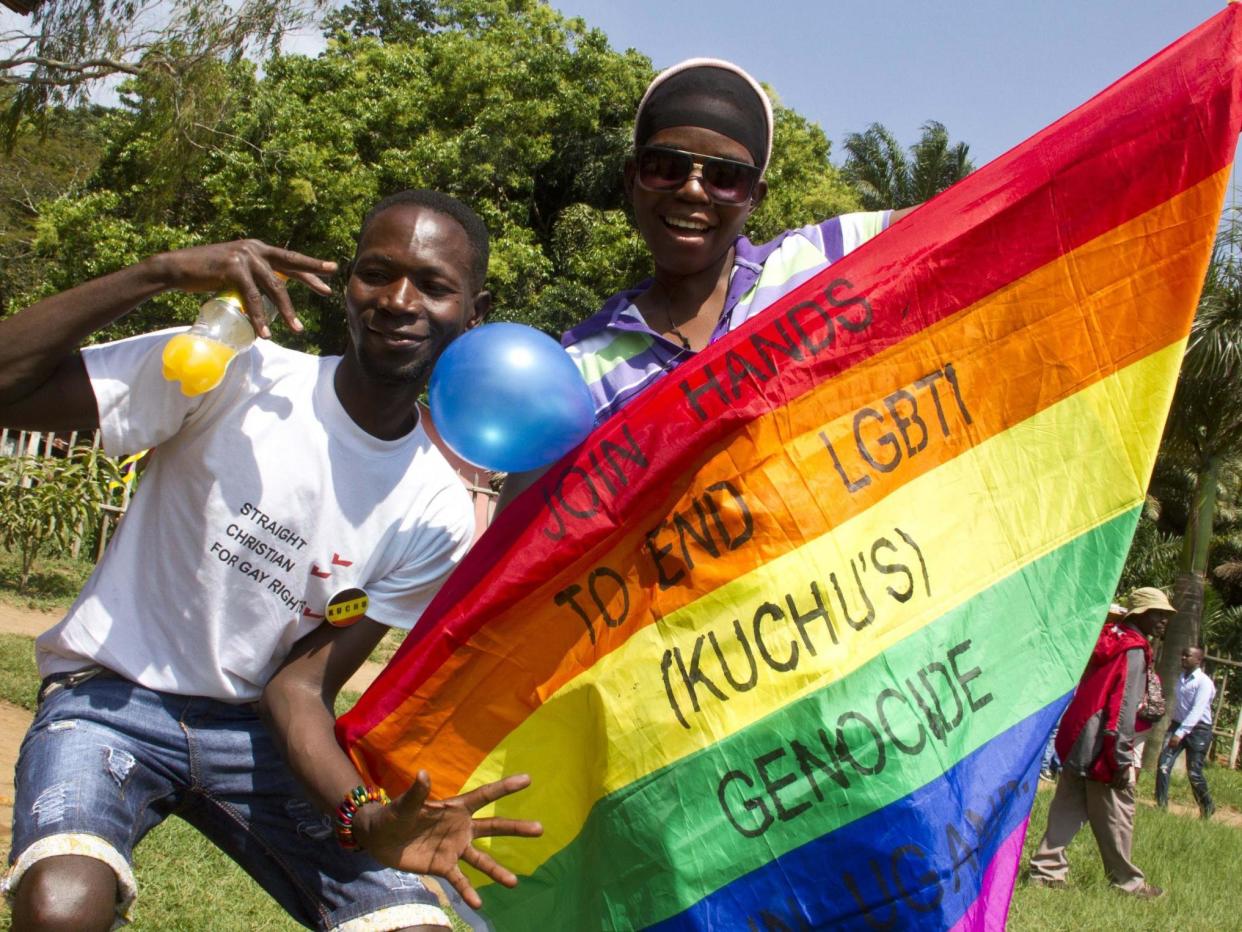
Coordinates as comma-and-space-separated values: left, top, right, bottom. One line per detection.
161, 333, 236, 396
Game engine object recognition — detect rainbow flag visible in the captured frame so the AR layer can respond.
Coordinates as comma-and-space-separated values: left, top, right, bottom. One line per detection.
339, 9, 1242, 929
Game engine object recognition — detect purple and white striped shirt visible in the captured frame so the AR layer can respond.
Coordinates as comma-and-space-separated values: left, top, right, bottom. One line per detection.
562, 211, 891, 424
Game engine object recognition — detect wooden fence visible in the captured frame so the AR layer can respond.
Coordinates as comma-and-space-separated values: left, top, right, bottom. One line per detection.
0, 427, 133, 560
1205, 653, 1242, 769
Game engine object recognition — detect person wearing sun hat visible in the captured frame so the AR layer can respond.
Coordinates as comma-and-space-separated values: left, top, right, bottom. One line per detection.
1027, 586, 1176, 899
499, 57, 916, 506
1125, 586, 1177, 617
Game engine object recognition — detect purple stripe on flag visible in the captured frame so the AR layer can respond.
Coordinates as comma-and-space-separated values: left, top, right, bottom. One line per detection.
949, 817, 1030, 932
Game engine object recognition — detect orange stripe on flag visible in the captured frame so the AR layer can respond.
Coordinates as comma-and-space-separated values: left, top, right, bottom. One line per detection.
350, 171, 1224, 793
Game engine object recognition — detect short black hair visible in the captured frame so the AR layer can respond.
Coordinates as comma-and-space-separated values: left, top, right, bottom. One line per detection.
356, 189, 489, 289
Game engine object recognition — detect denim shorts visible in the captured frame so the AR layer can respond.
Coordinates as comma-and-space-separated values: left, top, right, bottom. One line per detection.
4, 672, 485, 930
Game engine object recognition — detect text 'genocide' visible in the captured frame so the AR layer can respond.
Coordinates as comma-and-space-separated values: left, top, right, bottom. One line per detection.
716, 638, 991, 839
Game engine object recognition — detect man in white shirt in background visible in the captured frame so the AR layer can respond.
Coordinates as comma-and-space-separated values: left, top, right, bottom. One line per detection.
1154, 646, 1217, 819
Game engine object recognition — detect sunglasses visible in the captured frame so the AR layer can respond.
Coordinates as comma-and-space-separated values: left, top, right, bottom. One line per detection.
633, 145, 762, 205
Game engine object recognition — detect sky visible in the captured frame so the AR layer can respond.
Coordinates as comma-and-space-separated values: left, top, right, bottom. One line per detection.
1, 1, 1233, 174
547, 0, 1232, 168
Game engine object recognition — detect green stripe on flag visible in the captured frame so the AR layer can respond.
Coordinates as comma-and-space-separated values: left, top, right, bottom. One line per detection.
481, 508, 1138, 930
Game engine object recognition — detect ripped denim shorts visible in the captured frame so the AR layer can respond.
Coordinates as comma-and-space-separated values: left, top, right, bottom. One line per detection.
4, 671, 471, 930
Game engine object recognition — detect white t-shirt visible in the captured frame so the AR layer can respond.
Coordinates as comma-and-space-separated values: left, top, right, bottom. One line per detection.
35, 331, 474, 703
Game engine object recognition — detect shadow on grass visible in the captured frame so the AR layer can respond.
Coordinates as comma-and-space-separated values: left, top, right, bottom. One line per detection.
0, 550, 95, 613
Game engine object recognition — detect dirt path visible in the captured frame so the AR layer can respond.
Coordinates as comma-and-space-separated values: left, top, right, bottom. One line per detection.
0, 703, 31, 850
1137, 794, 1242, 827
0, 601, 58, 639
0, 603, 55, 850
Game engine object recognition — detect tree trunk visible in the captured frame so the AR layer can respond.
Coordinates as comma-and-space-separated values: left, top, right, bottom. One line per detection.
1143, 455, 1219, 769
18, 546, 36, 595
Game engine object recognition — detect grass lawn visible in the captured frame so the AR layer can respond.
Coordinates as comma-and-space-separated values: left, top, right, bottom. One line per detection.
370, 625, 409, 665
2, 559, 1238, 929
0, 633, 40, 711
125, 819, 300, 930
1011, 770, 1242, 930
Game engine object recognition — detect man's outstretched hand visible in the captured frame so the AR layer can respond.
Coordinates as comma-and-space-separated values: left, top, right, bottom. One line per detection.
353, 771, 542, 908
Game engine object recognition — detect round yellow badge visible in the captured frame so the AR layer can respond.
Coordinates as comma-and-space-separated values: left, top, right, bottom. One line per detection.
325, 588, 369, 627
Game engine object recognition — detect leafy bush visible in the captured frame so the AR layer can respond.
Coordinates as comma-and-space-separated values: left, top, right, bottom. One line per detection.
0, 445, 122, 592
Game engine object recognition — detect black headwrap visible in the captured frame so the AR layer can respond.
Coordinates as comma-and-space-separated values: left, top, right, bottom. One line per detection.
635, 61, 772, 172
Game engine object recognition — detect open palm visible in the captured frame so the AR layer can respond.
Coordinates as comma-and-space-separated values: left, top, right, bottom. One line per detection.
356, 771, 542, 908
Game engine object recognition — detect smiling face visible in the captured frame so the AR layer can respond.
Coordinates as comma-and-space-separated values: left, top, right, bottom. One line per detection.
625, 125, 767, 280
344, 203, 489, 390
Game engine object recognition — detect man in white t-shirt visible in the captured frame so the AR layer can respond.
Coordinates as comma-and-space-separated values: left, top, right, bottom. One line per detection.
0, 190, 541, 931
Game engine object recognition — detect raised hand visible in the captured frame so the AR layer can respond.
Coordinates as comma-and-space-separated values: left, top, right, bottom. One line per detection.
353, 771, 542, 908
154, 239, 337, 338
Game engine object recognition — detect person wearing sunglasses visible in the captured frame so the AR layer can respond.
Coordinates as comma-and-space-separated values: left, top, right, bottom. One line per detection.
499, 57, 914, 507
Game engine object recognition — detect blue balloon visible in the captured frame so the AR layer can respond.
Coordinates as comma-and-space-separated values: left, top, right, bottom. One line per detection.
429, 322, 595, 473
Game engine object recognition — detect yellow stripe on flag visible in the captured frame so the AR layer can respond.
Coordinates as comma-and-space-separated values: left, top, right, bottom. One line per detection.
349, 174, 1223, 801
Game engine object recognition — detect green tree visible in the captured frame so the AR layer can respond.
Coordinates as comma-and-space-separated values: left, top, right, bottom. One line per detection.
1204, 478, 1242, 657
0, 0, 323, 142
1158, 220, 1242, 649
1127, 216, 1242, 767
1116, 495, 1182, 596
323, 0, 438, 42
1135, 455, 1242, 657
0, 101, 109, 313
9, 1, 653, 345
842, 120, 974, 209
5, 0, 873, 349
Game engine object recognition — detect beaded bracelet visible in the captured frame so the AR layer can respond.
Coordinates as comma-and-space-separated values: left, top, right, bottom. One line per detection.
334, 784, 391, 851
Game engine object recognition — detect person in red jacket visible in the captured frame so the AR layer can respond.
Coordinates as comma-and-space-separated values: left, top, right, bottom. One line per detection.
1026, 587, 1175, 898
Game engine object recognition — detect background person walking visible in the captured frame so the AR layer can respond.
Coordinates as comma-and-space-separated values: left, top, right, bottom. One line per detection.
1155, 646, 1217, 819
